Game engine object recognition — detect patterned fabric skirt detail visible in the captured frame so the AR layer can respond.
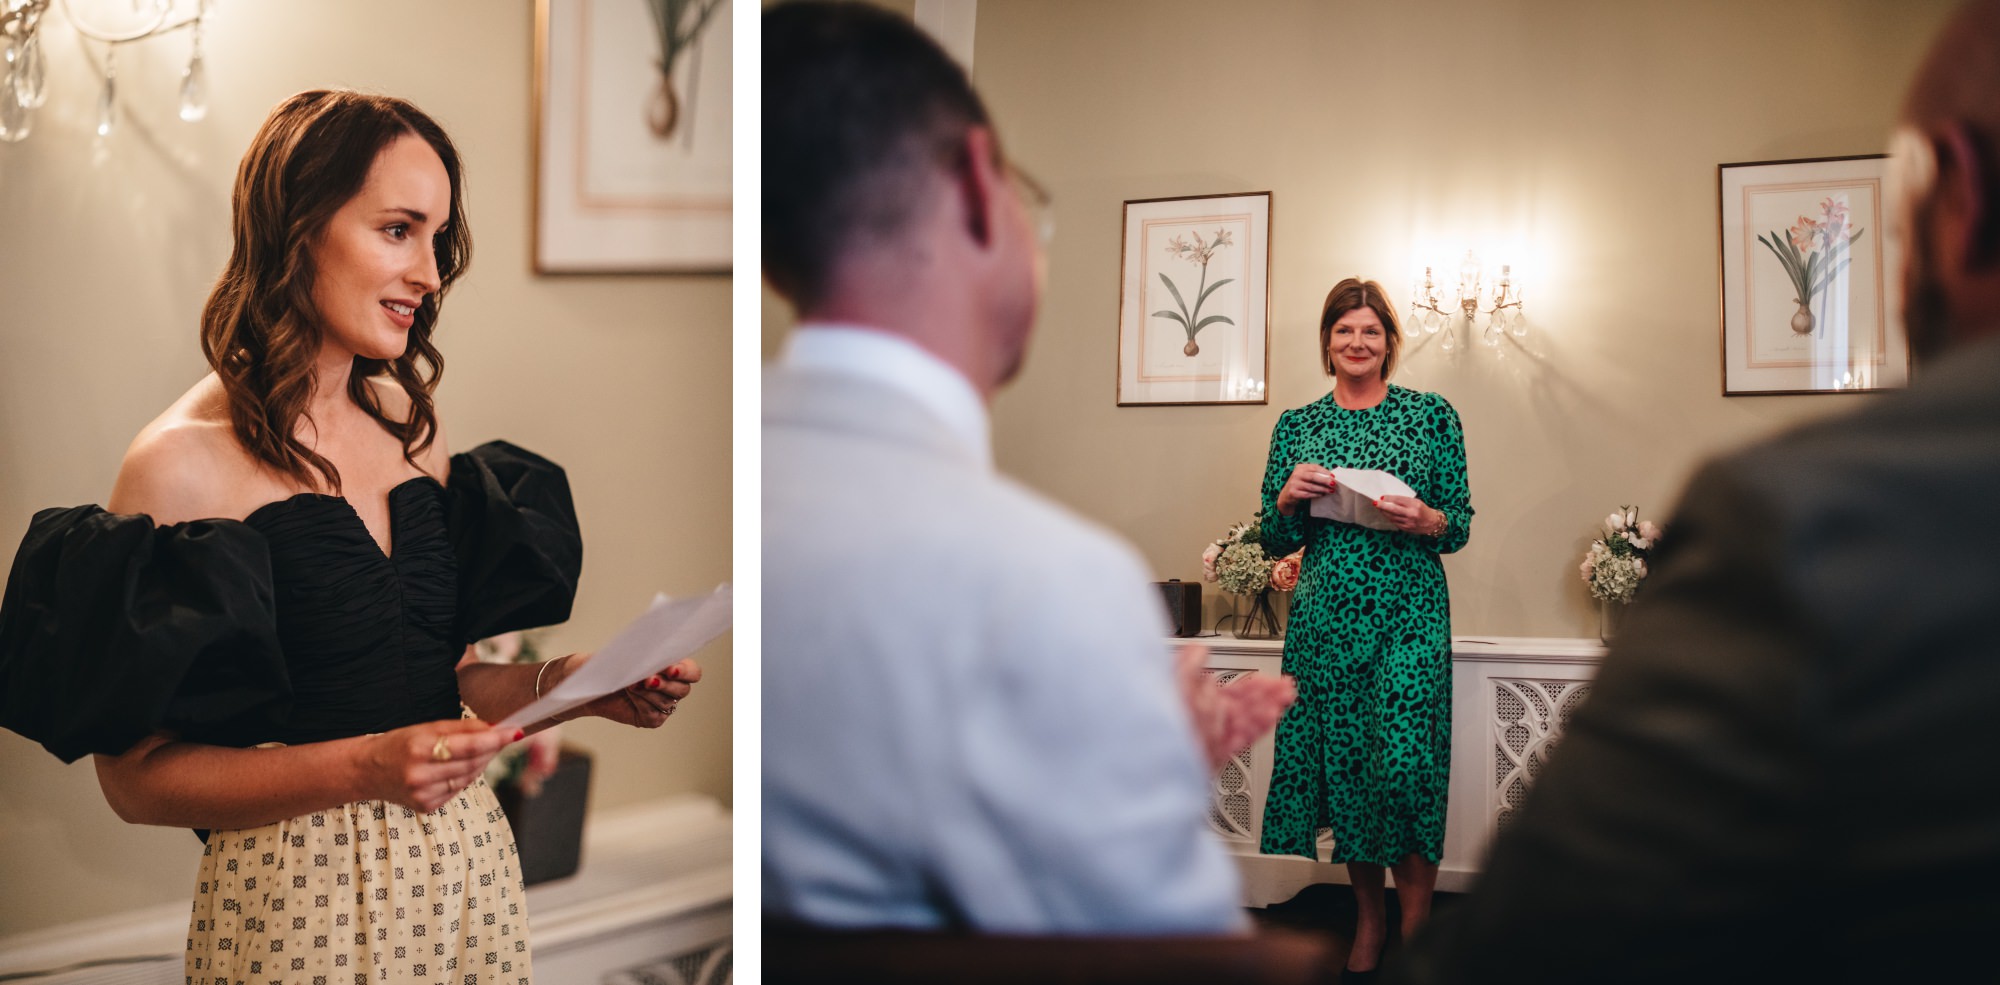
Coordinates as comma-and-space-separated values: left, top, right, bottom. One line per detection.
184, 776, 531, 985
1259, 631, 1454, 867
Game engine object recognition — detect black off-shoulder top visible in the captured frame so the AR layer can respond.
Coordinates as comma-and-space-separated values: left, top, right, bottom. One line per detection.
0, 441, 582, 764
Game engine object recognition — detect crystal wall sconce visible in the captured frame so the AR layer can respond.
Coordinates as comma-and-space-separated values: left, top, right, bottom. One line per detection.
1409, 251, 1527, 351
1, 0, 212, 144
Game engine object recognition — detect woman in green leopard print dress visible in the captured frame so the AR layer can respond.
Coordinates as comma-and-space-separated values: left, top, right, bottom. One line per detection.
1256, 278, 1472, 975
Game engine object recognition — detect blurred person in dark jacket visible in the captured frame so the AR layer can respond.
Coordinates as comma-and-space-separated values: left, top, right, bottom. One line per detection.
1389, 3, 2000, 983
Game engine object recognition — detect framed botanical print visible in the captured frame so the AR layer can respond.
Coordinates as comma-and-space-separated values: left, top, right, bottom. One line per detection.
1718, 155, 1907, 394
1117, 192, 1272, 405
533, 0, 731, 274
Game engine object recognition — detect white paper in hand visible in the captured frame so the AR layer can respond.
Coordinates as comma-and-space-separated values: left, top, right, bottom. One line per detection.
497, 583, 733, 730
1308, 469, 1416, 530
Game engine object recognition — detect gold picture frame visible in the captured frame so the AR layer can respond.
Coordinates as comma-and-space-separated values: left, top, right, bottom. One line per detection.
532, 0, 731, 275
1116, 191, 1273, 406
1717, 154, 1906, 395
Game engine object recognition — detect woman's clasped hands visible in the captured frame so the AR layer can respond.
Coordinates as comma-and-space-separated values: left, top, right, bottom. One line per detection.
1278, 462, 1444, 536
1276, 462, 1337, 516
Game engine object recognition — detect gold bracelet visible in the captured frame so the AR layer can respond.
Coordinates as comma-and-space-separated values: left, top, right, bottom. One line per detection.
535, 656, 563, 700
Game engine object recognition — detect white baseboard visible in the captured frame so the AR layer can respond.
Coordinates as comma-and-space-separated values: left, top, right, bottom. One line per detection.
0, 794, 733, 984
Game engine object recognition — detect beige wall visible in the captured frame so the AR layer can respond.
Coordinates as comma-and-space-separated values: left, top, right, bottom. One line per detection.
0, 2, 730, 936
880, 0, 1950, 638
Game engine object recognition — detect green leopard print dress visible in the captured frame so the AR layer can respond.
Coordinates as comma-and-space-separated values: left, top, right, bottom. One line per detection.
1257, 384, 1472, 865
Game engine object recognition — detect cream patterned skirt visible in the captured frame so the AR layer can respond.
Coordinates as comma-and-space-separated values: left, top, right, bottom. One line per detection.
184, 776, 531, 985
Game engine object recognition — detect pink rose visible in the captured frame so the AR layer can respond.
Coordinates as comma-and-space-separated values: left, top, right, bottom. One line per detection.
1201, 542, 1223, 581
1269, 551, 1302, 592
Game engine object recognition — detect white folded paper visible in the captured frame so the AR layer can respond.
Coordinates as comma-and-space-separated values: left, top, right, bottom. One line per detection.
498, 583, 733, 730
1308, 468, 1416, 531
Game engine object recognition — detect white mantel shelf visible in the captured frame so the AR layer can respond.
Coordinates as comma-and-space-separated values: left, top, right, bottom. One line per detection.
1187, 634, 1605, 903
1190, 633, 1606, 664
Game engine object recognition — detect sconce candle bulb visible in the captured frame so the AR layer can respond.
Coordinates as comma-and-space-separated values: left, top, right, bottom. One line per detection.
1457, 251, 1481, 319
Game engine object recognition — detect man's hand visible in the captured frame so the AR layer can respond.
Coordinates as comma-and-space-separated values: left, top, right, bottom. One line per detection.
1175, 643, 1297, 770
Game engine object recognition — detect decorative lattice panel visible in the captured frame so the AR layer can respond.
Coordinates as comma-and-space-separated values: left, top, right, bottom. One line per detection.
605, 943, 733, 985
1491, 678, 1592, 832
1201, 669, 1257, 841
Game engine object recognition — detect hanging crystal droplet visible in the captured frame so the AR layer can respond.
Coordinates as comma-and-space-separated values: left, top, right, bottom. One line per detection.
178, 55, 207, 121
96, 69, 116, 138
176, 13, 209, 123
18, 32, 45, 109
0, 73, 30, 143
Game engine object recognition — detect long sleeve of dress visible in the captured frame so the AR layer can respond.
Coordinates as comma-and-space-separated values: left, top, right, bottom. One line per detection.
1422, 394, 1473, 555
1259, 410, 1311, 557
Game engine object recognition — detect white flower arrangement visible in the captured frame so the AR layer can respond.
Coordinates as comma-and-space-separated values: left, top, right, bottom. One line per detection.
1216, 541, 1273, 596
1580, 505, 1663, 605
1202, 512, 1303, 597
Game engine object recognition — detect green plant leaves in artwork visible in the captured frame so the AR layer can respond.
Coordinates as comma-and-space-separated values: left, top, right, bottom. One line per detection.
1757, 231, 1812, 299
1196, 277, 1235, 308
1757, 224, 1870, 325
1158, 272, 1191, 319
1808, 231, 1862, 296
1153, 265, 1237, 343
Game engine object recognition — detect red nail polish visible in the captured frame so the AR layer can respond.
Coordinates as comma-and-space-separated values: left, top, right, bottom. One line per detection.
512, 729, 525, 741
666, 666, 681, 680
647, 676, 664, 689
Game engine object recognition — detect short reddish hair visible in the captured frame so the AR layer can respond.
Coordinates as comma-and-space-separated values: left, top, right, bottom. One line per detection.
1318, 277, 1403, 380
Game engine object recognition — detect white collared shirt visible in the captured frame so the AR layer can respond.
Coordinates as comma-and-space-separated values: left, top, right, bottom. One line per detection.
780, 323, 993, 470
763, 355, 1247, 933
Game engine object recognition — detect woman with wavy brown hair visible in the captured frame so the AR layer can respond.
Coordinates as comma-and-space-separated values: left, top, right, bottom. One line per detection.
0, 90, 699, 983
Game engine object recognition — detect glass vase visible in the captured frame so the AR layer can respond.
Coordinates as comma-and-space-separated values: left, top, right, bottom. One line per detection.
1598, 598, 1624, 644
1236, 589, 1286, 640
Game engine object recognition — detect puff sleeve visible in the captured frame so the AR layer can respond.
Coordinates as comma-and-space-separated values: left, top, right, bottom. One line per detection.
0, 506, 289, 763
444, 441, 584, 646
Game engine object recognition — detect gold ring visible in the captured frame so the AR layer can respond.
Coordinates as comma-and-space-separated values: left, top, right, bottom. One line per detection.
432, 737, 452, 762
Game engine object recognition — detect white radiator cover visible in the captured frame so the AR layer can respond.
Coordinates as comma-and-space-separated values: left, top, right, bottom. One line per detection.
1195, 635, 1604, 904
